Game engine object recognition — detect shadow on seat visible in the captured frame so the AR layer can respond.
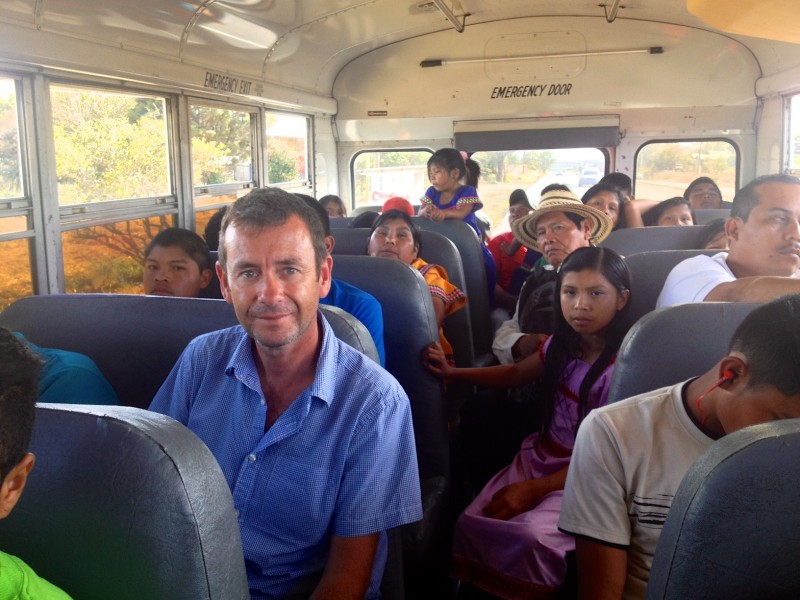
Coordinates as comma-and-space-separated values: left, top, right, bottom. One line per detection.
600, 225, 704, 255
0, 294, 379, 408
646, 418, 800, 600
608, 302, 759, 403
624, 249, 718, 324
0, 404, 249, 600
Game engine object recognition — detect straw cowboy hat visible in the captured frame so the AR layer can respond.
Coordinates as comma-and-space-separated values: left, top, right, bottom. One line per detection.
511, 189, 614, 251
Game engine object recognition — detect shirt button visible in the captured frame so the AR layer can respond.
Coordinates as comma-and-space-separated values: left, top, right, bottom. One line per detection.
247, 454, 257, 462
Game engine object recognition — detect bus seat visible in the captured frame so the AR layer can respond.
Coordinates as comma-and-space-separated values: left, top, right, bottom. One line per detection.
331, 227, 478, 368
330, 216, 354, 228
624, 249, 718, 324
600, 225, 704, 255
692, 208, 730, 225
608, 302, 758, 403
329, 255, 452, 596
412, 219, 494, 365
0, 403, 249, 600
351, 204, 382, 216
646, 418, 800, 600
0, 294, 379, 408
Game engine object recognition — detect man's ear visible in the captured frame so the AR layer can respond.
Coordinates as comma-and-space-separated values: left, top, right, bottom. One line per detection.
0, 453, 34, 519
581, 218, 593, 240
725, 217, 741, 244
325, 235, 335, 254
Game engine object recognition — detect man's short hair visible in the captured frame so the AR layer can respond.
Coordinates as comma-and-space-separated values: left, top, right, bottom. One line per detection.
729, 294, 800, 396
295, 194, 331, 237
145, 228, 212, 272
0, 329, 42, 481
218, 187, 327, 274
731, 173, 800, 222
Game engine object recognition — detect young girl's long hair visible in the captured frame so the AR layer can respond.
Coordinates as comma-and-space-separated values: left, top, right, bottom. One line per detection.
428, 148, 481, 188
534, 246, 631, 435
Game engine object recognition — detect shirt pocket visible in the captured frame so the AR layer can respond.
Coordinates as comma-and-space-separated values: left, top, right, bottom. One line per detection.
258, 456, 337, 546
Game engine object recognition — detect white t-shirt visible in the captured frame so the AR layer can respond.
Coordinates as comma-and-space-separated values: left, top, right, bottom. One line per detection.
558, 382, 713, 600
656, 252, 732, 308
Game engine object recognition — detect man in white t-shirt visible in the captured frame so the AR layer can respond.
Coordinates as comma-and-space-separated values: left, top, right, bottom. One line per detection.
657, 173, 800, 308
558, 294, 800, 600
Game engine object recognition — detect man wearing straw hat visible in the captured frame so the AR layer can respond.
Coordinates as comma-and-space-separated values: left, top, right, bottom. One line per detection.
491, 188, 614, 364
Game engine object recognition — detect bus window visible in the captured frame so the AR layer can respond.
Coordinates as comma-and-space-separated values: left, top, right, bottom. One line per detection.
190, 103, 255, 227
1, 236, 33, 310
0, 79, 21, 198
471, 148, 606, 235
786, 95, 800, 176
61, 215, 175, 294
351, 150, 432, 211
634, 140, 738, 202
265, 112, 309, 186
51, 85, 170, 204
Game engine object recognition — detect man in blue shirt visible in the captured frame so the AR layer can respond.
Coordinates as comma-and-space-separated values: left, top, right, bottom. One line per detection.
149, 188, 422, 600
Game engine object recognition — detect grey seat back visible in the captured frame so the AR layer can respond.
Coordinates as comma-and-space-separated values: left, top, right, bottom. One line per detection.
412, 218, 493, 362
332, 228, 475, 367
0, 294, 379, 408
624, 249, 718, 324
646, 419, 800, 600
608, 302, 759, 403
692, 208, 730, 225
0, 404, 249, 600
601, 225, 705, 254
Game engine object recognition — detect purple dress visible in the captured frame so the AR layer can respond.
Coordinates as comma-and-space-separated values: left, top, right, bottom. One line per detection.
451, 337, 615, 599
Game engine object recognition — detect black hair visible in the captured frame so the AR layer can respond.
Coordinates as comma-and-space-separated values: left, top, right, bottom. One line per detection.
696, 218, 727, 249
0, 329, 42, 481
368, 209, 423, 255
509, 189, 531, 208
295, 193, 331, 236
218, 187, 327, 274
349, 211, 380, 229
427, 148, 481, 187
728, 294, 800, 396
541, 183, 571, 195
599, 172, 632, 196
319, 194, 347, 217
534, 247, 631, 435
581, 182, 627, 229
642, 196, 694, 227
731, 173, 800, 222
203, 207, 228, 251
145, 228, 212, 271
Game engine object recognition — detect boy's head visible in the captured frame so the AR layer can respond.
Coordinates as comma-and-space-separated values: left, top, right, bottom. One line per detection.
0, 328, 41, 519
143, 228, 213, 297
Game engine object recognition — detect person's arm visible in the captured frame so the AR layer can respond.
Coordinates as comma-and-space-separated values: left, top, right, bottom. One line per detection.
440, 203, 475, 220
424, 341, 544, 386
311, 533, 379, 600
431, 295, 447, 328
483, 464, 568, 520
622, 198, 661, 228
704, 276, 800, 302
576, 538, 628, 600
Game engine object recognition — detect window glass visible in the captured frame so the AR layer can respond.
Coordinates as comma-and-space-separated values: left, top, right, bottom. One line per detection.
787, 95, 800, 176
352, 150, 432, 211
62, 215, 175, 293
0, 236, 33, 309
51, 85, 170, 204
0, 78, 22, 199
190, 104, 253, 187
265, 112, 308, 185
471, 148, 606, 235
635, 140, 737, 202
196, 206, 227, 252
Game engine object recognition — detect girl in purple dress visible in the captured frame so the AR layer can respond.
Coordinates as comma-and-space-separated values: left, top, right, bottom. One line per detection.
424, 246, 632, 599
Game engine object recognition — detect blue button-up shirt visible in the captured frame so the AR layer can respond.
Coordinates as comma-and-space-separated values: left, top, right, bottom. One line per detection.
150, 315, 422, 599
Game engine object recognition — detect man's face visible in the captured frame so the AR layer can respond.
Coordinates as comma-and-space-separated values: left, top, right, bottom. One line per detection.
585, 191, 620, 228
218, 215, 331, 353
534, 211, 592, 268
728, 182, 800, 278
143, 245, 210, 297
509, 203, 532, 226
688, 183, 723, 210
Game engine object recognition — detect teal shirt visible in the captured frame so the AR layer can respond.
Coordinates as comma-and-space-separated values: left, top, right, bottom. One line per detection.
0, 550, 72, 599
14, 334, 119, 405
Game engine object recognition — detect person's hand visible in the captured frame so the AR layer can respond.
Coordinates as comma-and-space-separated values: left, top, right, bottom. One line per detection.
511, 334, 545, 361
483, 481, 546, 520
423, 342, 452, 377
418, 204, 444, 222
